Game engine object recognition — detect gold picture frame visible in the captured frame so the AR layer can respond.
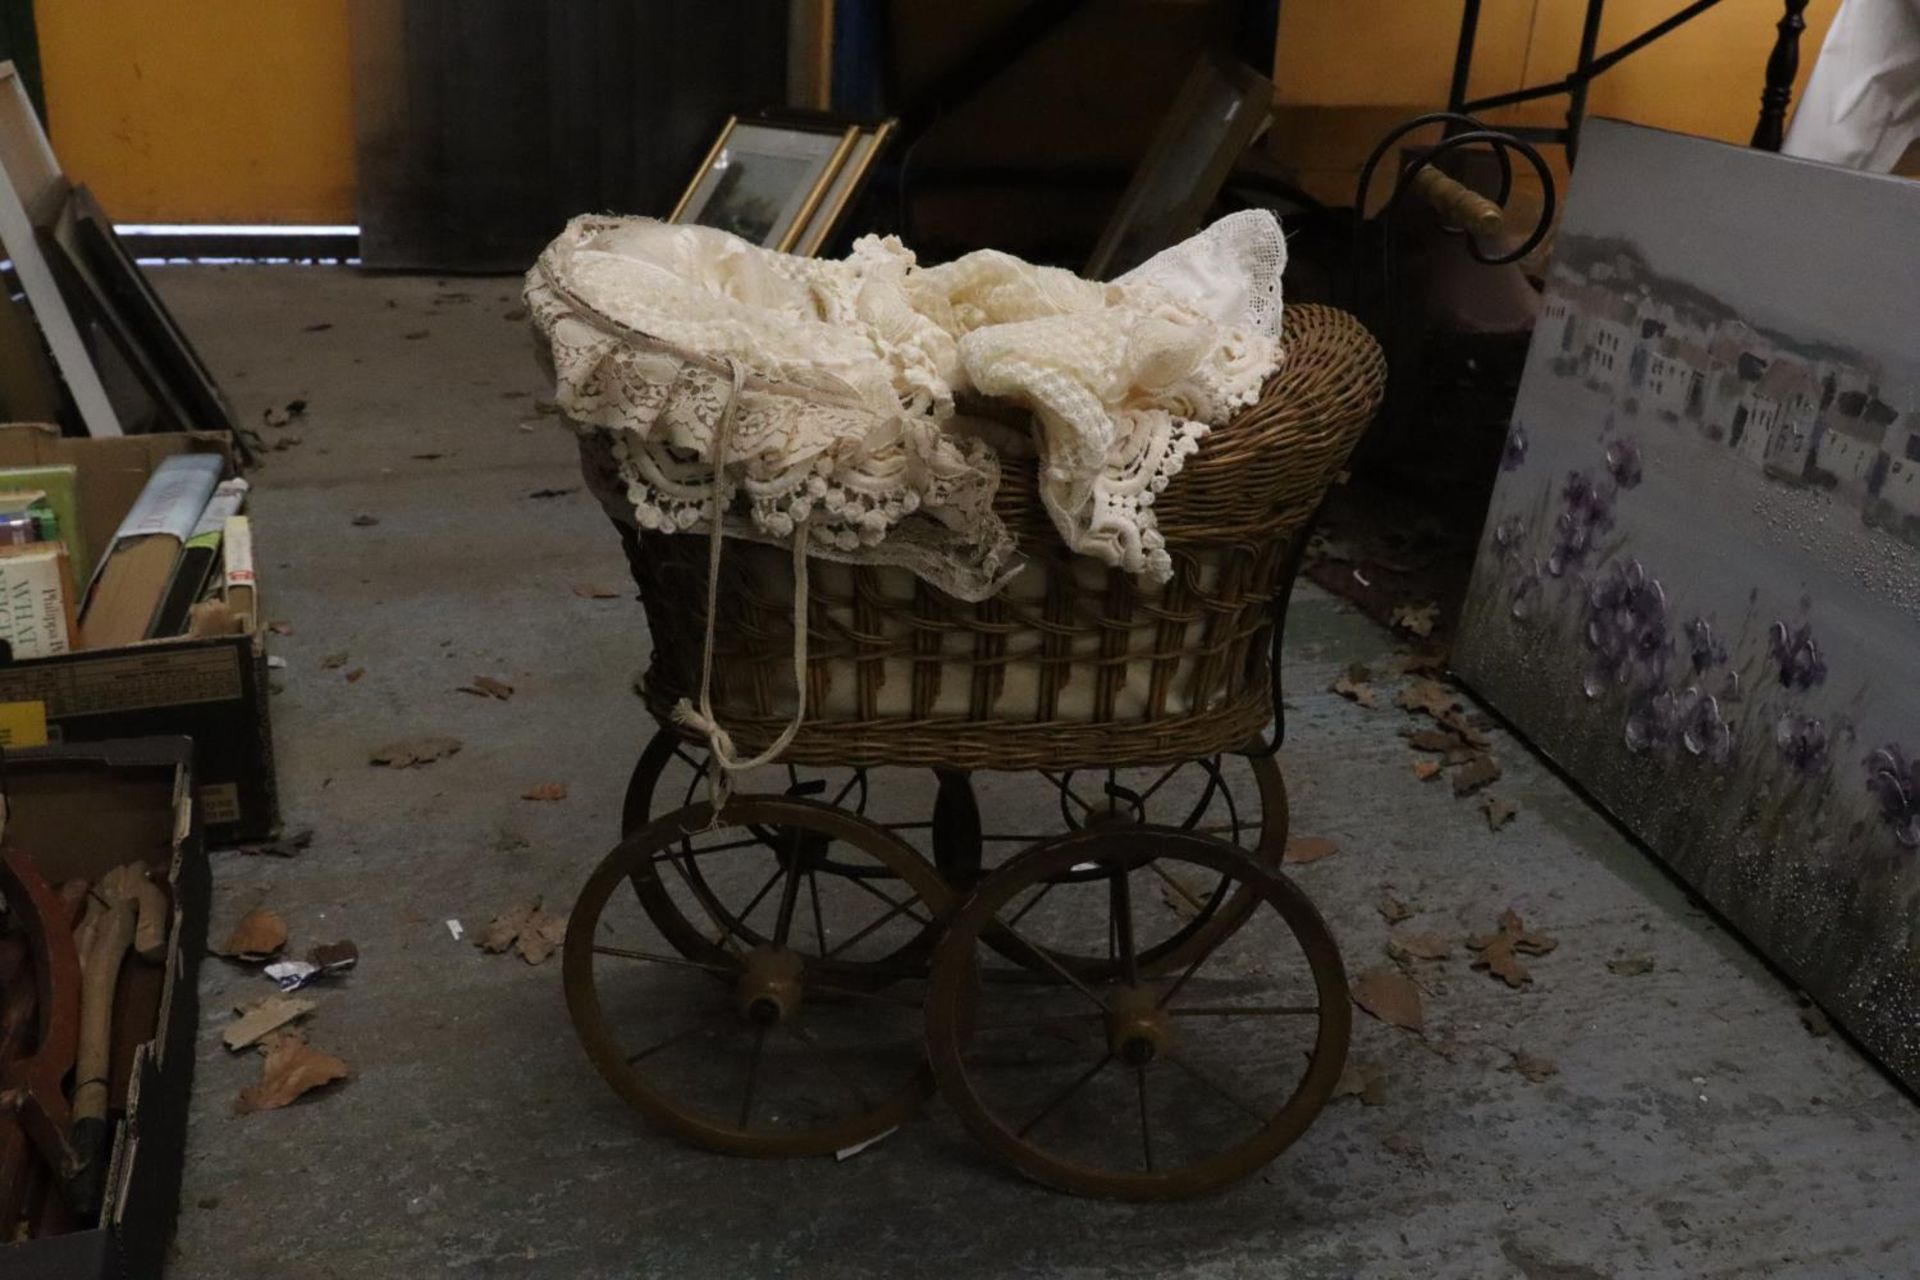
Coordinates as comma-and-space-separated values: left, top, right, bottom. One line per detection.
669, 114, 858, 253
791, 119, 897, 258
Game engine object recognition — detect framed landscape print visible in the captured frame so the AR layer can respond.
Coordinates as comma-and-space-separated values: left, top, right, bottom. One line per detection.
1454, 120, 1920, 1085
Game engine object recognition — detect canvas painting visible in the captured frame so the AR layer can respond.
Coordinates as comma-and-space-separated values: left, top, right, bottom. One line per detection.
1454, 120, 1920, 1085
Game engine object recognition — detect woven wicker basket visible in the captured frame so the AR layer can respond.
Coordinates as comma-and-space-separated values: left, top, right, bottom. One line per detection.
581, 303, 1385, 771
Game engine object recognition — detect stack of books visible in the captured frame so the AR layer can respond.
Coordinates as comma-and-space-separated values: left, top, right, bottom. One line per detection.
0, 453, 253, 660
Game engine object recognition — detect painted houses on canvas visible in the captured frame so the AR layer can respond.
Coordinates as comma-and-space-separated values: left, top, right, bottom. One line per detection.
1533, 245, 1916, 546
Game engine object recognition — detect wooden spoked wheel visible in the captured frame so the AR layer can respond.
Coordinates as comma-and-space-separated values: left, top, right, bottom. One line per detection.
924, 826, 1348, 1200
970, 754, 1289, 981
619, 731, 956, 975
565, 797, 954, 1157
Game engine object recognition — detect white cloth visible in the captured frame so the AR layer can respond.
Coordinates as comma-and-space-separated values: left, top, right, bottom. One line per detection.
526, 211, 1284, 596
1783, 0, 1920, 172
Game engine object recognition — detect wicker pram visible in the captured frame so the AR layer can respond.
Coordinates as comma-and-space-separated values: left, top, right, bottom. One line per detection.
563, 301, 1386, 1201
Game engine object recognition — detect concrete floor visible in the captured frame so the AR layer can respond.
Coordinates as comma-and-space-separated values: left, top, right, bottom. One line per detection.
152, 266, 1919, 1280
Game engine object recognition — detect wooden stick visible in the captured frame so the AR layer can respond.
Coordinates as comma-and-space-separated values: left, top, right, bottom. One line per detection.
1409, 166, 1505, 238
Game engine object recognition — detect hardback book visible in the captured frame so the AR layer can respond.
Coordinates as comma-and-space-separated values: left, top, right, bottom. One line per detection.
0, 542, 78, 658
222, 513, 256, 632
147, 478, 247, 638
79, 452, 224, 649
0, 463, 82, 575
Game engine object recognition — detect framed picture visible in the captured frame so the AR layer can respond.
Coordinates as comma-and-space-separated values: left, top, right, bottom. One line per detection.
1453, 120, 1920, 1087
669, 115, 858, 252
1084, 51, 1272, 281
791, 119, 896, 258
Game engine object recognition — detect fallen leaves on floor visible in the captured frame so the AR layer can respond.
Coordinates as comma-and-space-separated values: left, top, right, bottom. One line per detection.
1501, 1049, 1560, 1083
302, 321, 332, 333
1389, 601, 1439, 638
350, 514, 379, 527
239, 827, 313, 858
369, 735, 462, 768
527, 487, 578, 499
1332, 1058, 1389, 1106
1330, 663, 1379, 708
1482, 794, 1518, 831
235, 1028, 350, 1114
1283, 835, 1339, 865
522, 782, 568, 802
216, 908, 288, 962
1451, 755, 1502, 797
1396, 680, 1461, 720
308, 940, 360, 975
1377, 894, 1413, 924
1798, 1000, 1833, 1038
267, 619, 293, 636
321, 652, 348, 669
1350, 967, 1425, 1033
345, 667, 367, 683
475, 897, 568, 964
572, 583, 622, 599
411, 452, 445, 462
1606, 953, 1656, 977
1387, 929, 1452, 964
262, 399, 307, 427
457, 675, 514, 701
222, 994, 315, 1052
1413, 759, 1442, 781
1467, 909, 1557, 988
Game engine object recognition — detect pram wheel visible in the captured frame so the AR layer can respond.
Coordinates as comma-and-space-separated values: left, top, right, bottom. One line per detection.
923, 825, 1348, 1200
565, 797, 953, 1157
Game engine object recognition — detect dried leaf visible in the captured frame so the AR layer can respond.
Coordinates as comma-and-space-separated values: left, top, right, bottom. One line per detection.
321, 652, 349, 670
1377, 895, 1413, 924
527, 487, 578, 499
1351, 967, 1425, 1033
516, 908, 568, 965
1502, 1050, 1560, 1083
411, 451, 445, 461
1283, 835, 1339, 865
1390, 601, 1439, 638
522, 782, 568, 802
1413, 759, 1442, 781
1332, 1058, 1389, 1106
1388, 929, 1452, 963
458, 675, 514, 701
303, 321, 333, 332
1452, 754, 1502, 797
1396, 679, 1461, 719
350, 514, 378, 527
1406, 727, 1466, 753
475, 900, 537, 954
369, 735, 462, 767
572, 583, 622, 599
1330, 673, 1379, 709
1467, 909, 1557, 988
235, 1034, 349, 1113
222, 995, 314, 1052
216, 908, 288, 962
1607, 953, 1656, 977
344, 667, 366, 683
1798, 1002, 1832, 1038
1392, 652, 1447, 676
1438, 709, 1492, 749
267, 619, 293, 636
1482, 794, 1518, 831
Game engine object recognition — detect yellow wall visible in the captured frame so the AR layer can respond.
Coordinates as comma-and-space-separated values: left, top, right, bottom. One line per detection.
37, 0, 355, 224
1273, 0, 1840, 203
31, 0, 1841, 225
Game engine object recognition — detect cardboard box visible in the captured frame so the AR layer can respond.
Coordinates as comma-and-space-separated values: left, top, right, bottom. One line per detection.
0, 425, 275, 843
0, 737, 205, 1279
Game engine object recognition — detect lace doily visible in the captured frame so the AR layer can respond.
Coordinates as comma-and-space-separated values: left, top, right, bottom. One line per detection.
526, 210, 1285, 594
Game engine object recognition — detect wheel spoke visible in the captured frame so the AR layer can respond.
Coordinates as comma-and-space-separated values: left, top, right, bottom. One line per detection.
1136, 1066, 1156, 1172
987, 918, 1110, 1012
1165, 1048, 1268, 1126
593, 944, 736, 974
841, 873, 933, 928
807, 868, 827, 955
1015, 1052, 1113, 1138
734, 865, 785, 928
1150, 860, 1210, 915
1133, 761, 1185, 806
738, 1024, 770, 1128
822, 893, 924, 961
647, 836, 764, 865
1005, 879, 1058, 929
770, 832, 806, 947
626, 1009, 725, 1064
1155, 900, 1234, 1010
1044, 771, 1096, 816
1167, 1004, 1319, 1018
1110, 857, 1139, 986
787, 1022, 875, 1112
830, 769, 860, 809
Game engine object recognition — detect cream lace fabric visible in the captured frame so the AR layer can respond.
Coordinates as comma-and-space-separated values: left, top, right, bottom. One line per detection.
526, 209, 1284, 597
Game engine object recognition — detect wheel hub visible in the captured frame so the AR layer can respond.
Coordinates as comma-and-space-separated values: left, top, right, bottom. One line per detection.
734, 946, 805, 1026
1104, 984, 1172, 1065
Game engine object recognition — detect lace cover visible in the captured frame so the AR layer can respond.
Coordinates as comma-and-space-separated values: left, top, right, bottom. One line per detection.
526, 210, 1284, 597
